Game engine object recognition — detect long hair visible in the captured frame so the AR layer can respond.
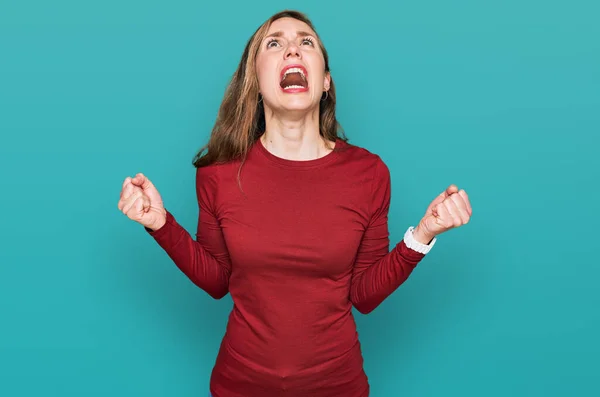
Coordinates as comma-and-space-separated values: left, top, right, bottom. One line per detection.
192, 10, 347, 168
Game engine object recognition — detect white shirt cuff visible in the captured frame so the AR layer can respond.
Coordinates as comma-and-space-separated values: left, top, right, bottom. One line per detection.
403, 226, 436, 254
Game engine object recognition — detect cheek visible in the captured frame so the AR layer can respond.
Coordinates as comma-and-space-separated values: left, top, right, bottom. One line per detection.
310, 72, 325, 90
256, 61, 278, 90
307, 55, 326, 87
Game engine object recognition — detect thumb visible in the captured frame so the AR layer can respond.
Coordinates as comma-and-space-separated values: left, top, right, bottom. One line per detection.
446, 184, 459, 195
131, 173, 154, 190
426, 184, 458, 213
428, 190, 448, 208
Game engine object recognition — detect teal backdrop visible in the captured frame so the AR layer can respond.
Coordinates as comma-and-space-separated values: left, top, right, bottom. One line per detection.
1, 0, 598, 396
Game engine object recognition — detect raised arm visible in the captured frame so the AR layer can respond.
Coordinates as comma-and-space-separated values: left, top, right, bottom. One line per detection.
144, 166, 232, 299
349, 159, 434, 314
349, 158, 472, 314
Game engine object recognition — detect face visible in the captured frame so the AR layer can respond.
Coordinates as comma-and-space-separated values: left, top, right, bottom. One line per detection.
255, 17, 330, 113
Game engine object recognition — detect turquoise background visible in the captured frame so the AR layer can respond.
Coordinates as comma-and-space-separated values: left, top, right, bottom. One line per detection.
1, 0, 599, 396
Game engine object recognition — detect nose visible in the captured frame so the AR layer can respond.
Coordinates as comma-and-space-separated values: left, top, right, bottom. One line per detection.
284, 43, 301, 59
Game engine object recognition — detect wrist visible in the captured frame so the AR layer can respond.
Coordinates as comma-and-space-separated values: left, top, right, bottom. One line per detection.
148, 208, 167, 231
413, 224, 435, 245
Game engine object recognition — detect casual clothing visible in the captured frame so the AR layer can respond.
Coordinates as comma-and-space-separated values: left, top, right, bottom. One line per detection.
148, 139, 435, 396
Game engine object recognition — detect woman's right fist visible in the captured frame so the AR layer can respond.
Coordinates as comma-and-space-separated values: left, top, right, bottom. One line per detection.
118, 173, 167, 231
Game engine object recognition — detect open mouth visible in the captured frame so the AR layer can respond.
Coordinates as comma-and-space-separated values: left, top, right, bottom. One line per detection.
280, 65, 308, 92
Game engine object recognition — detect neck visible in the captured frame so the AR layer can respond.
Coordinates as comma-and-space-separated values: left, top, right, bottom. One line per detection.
260, 108, 333, 161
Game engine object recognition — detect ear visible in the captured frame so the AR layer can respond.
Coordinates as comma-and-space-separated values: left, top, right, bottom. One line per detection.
323, 71, 331, 91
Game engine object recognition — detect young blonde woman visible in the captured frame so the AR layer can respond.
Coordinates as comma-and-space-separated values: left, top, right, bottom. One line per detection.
118, 9, 472, 397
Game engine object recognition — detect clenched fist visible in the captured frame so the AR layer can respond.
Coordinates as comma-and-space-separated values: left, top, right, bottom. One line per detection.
117, 173, 167, 231
413, 184, 472, 244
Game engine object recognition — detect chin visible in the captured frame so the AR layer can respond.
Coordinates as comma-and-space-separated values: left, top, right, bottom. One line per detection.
279, 90, 318, 110
281, 96, 313, 110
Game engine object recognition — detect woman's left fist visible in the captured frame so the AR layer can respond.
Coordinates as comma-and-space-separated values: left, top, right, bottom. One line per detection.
413, 184, 472, 244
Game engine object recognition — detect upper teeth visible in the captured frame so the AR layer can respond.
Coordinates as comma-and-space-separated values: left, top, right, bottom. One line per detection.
283, 67, 306, 80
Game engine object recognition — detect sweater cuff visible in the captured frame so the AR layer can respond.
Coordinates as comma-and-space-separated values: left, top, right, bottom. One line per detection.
145, 210, 176, 238
403, 226, 436, 254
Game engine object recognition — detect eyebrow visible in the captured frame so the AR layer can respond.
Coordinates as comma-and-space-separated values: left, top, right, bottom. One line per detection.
265, 30, 316, 39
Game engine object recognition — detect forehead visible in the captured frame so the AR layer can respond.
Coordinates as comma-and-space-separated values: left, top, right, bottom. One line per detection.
266, 17, 316, 36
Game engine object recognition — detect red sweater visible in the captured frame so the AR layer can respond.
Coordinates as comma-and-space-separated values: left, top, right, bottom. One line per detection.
148, 139, 427, 396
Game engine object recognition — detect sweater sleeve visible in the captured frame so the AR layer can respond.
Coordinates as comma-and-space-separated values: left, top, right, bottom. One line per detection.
146, 165, 231, 299
349, 158, 431, 314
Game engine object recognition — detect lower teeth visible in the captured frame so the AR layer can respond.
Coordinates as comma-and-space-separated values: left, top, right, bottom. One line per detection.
284, 85, 304, 89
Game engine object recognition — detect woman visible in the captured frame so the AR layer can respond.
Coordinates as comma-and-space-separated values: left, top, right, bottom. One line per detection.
117, 10, 471, 397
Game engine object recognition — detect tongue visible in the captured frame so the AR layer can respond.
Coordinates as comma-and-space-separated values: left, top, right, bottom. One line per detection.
280, 72, 306, 89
